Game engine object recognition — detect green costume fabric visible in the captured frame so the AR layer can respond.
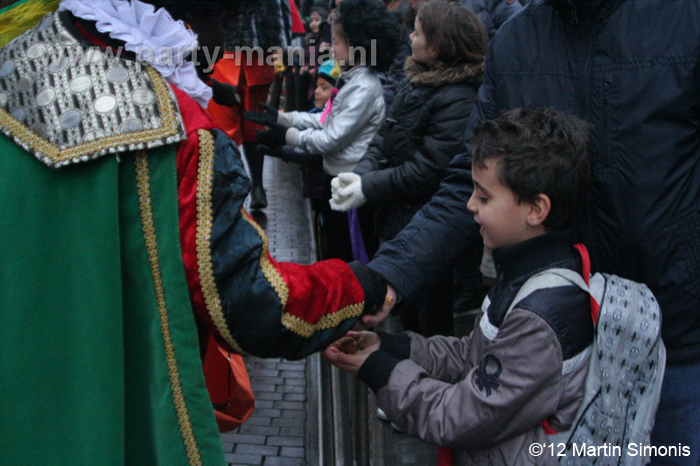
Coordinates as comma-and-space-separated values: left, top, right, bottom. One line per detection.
0, 136, 225, 466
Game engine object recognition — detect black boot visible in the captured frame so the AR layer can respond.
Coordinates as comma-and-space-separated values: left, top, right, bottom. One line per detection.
243, 142, 267, 210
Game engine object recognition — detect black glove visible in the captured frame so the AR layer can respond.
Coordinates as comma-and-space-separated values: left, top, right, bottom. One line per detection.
244, 103, 279, 127
264, 145, 322, 166
348, 261, 388, 316
255, 124, 288, 149
210, 78, 239, 107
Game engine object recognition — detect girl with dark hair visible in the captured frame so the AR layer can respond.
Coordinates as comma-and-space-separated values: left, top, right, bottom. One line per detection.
245, 0, 400, 261
330, 0, 486, 336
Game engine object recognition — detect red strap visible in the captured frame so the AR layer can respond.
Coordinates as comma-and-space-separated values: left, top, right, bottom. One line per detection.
541, 244, 600, 436
541, 419, 557, 435
573, 244, 601, 324
438, 447, 453, 466
573, 244, 590, 285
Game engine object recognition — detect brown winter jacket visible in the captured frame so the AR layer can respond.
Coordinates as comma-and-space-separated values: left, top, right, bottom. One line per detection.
359, 232, 594, 465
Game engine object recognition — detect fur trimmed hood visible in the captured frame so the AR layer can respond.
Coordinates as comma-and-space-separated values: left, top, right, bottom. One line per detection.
404, 57, 483, 87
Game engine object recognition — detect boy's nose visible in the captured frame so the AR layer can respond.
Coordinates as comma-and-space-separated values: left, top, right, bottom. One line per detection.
466, 193, 477, 213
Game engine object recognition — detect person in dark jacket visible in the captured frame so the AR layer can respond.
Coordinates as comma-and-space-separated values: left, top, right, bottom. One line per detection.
342, 0, 700, 461
330, 0, 485, 335
460, 0, 522, 38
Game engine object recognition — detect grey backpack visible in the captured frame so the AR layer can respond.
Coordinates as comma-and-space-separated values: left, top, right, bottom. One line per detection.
519, 245, 666, 465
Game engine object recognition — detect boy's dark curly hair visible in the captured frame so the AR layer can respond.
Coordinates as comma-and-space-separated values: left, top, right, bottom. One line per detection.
334, 0, 400, 72
472, 107, 593, 232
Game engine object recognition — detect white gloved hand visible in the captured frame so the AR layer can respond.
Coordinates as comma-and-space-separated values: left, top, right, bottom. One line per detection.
331, 172, 352, 199
329, 172, 367, 211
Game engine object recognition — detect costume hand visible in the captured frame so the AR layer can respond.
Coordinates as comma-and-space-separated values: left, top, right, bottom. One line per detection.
210, 78, 240, 107
361, 284, 397, 328
348, 261, 389, 319
329, 172, 366, 211
323, 331, 380, 373
255, 124, 288, 149
243, 103, 279, 127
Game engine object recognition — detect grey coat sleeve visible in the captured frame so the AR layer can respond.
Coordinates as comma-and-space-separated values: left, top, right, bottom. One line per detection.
376, 309, 563, 449
404, 331, 472, 383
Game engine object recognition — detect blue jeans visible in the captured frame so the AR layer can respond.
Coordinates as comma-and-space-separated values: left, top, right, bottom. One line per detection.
650, 360, 700, 465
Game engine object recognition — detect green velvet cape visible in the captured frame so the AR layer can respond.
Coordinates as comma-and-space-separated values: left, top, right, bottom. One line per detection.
0, 136, 226, 466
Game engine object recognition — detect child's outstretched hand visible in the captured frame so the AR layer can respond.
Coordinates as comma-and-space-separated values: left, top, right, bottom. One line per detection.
323, 331, 380, 373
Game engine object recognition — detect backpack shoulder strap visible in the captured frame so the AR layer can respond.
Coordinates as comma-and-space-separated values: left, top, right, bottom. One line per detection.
573, 244, 601, 323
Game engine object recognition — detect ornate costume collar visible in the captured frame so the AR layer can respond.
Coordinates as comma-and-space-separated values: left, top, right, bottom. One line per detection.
0, 11, 187, 168
58, 0, 211, 107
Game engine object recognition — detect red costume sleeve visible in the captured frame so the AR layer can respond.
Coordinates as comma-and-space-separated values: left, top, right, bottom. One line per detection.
171, 85, 365, 358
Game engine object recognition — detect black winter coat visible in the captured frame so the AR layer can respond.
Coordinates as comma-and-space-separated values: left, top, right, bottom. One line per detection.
353, 58, 481, 240
369, 0, 700, 365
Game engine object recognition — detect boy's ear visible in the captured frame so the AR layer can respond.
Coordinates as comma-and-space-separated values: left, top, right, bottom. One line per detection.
527, 193, 551, 228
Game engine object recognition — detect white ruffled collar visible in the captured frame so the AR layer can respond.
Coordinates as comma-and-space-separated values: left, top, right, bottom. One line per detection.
58, 0, 212, 108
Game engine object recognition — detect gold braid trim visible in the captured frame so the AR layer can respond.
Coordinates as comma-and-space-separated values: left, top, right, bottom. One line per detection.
241, 209, 363, 338
281, 303, 364, 339
134, 153, 202, 466
241, 207, 290, 307
0, 67, 181, 167
194, 129, 245, 354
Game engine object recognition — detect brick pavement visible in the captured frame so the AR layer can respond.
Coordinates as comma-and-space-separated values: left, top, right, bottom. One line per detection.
222, 154, 444, 466
221, 157, 314, 466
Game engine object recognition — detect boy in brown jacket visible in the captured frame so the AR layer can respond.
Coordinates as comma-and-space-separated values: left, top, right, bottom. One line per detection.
325, 108, 594, 465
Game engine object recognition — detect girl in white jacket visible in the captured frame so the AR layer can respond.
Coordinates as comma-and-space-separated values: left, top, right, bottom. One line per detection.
245, 0, 401, 261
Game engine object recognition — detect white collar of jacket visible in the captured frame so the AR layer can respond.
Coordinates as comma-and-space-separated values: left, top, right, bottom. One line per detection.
58, 0, 212, 107
336, 65, 373, 89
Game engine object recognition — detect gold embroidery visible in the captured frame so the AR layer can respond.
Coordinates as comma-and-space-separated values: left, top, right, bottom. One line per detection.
281, 303, 365, 339
241, 208, 290, 308
0, 68, 182, 167
194, 129, 246, 355
242, 208, 363, 338
135, 153, 202, 466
